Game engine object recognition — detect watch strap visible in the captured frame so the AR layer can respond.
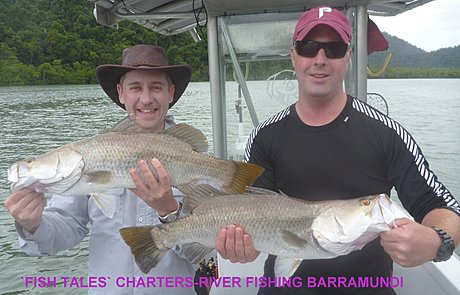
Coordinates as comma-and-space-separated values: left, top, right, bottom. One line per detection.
158, 200, 182, 224
431, 226, 455, 262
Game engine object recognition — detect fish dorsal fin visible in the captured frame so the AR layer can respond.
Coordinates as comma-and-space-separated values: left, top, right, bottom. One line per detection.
107, 117, 208, 152
177, 183, 225, 214
278, 190, 289, 197
246, 186, 280, 196
164, 123, 208, 153
274, 257, 302, 278
107, 116, 152, 133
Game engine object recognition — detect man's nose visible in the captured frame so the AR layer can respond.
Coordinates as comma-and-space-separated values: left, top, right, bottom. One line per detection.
313, 48, 328, 65
139, 88, 154, 104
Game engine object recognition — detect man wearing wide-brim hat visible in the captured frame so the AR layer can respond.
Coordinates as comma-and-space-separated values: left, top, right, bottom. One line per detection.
96, 44, 192, 131
7, 44, 197, 294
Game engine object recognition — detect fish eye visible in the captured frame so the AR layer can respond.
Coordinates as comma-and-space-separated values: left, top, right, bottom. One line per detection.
360, 199, 371, 206
25, 157, 35, 163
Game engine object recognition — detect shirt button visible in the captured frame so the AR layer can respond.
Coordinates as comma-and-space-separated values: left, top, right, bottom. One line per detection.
138, 217, 144, 223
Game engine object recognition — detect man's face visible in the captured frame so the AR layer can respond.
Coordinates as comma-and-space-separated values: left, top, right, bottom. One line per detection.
117, 69, 174, 131
290, 24, 351, 102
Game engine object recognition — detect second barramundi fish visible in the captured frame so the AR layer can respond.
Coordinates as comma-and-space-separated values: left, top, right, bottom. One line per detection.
120, 188, 397, 276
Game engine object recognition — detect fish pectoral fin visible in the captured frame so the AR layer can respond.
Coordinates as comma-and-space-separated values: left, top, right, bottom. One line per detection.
91, 192, 118, 218
280, 229, 309, 249
84, 171, 114, 184
119, 226, 168, 274
274, 257, 302, 278
179, 242, 214, 264
164, 123, 208, 153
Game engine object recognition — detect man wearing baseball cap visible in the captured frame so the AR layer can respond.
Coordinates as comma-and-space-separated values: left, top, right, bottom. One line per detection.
6, 44, 197, 294
220, 6, 460, 295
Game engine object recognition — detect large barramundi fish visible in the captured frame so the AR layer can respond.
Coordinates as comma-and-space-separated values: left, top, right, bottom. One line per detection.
120, 188, 397, 276
7, 116, 264, 218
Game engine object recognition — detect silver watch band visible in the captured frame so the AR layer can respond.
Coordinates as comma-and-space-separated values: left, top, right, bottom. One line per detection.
158, 200, 182, 223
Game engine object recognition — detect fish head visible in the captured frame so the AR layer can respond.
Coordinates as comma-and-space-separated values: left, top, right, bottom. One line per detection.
311, 194, 396, 256
8, 147, 84, 193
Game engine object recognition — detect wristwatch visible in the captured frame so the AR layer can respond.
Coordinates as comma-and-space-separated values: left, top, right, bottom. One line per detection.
158, 201, 182, 224
431, 227, 455, 262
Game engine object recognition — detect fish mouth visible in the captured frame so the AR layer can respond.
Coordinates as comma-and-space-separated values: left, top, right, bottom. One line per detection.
10, 178, 47, 193
7, 162, 19, 183
7, 163, 37, 192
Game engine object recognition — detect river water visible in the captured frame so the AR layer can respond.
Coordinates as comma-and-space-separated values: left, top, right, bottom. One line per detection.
0, 79, 459, 294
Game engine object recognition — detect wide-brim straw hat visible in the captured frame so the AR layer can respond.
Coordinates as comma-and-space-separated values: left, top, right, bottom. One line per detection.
96, 44, 192, 109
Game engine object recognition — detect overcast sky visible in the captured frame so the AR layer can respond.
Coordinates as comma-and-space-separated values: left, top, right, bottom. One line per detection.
372, 0, 460, 52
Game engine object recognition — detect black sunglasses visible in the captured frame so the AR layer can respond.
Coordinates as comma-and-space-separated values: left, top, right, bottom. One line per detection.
294, 40, 349, 59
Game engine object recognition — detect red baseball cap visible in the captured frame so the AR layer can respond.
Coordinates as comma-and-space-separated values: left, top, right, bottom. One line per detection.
293, 7, 352, 44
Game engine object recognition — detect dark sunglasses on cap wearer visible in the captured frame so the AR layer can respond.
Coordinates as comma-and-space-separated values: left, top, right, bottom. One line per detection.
294, 40, 349, 59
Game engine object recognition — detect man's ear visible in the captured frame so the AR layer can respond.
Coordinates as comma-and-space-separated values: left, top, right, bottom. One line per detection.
169, 84, 175, 104
290, 46, 296, 67
117, 84, 125, 104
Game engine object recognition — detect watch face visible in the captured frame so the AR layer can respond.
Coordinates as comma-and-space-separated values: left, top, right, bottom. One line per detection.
438, 239, 455, 262
432, 227, 455, 262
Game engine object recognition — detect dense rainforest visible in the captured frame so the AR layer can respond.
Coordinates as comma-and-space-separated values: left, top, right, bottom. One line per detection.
0, 0, 209, 85
1, 0, 459, 86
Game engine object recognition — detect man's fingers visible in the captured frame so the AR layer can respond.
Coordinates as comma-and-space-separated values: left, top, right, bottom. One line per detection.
6, 189, 43, 217
234, 227, 246, 260
225, 225, 236, 258
243, 234, 260, 261
216, 228, 228, 258
139, 160, 159, 189
151, 158, 171, 187
215, 225, 259, 263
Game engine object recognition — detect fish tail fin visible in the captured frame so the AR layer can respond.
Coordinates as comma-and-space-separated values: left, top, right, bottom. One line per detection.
227, 161, 264, 194
177, 162, 263, 213
119, 226, 168, 274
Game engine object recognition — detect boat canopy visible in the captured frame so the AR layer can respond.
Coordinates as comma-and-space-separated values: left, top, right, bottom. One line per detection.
90, 0, 434, 35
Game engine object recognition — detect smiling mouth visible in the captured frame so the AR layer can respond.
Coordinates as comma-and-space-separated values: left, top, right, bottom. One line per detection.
311, 73, 328, 78
138, 108, 157, 113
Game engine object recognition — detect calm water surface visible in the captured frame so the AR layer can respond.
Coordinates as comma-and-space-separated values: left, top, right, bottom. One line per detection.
0, 79, 459, 294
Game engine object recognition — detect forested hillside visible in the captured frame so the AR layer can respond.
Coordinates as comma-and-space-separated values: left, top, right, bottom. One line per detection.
0, 0, 208, 85
1, 0, 459, 85
368, 33, 460, 78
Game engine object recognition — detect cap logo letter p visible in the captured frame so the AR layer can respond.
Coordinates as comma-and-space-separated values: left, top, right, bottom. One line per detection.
319, 7, 332, 19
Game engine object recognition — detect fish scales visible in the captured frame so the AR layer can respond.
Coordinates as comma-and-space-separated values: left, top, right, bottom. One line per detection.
68, 132, 235, 190
158, 195, 323, 257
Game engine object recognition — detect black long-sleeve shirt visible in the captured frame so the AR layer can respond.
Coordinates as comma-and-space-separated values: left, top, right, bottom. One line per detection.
245, 95, 459, 295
